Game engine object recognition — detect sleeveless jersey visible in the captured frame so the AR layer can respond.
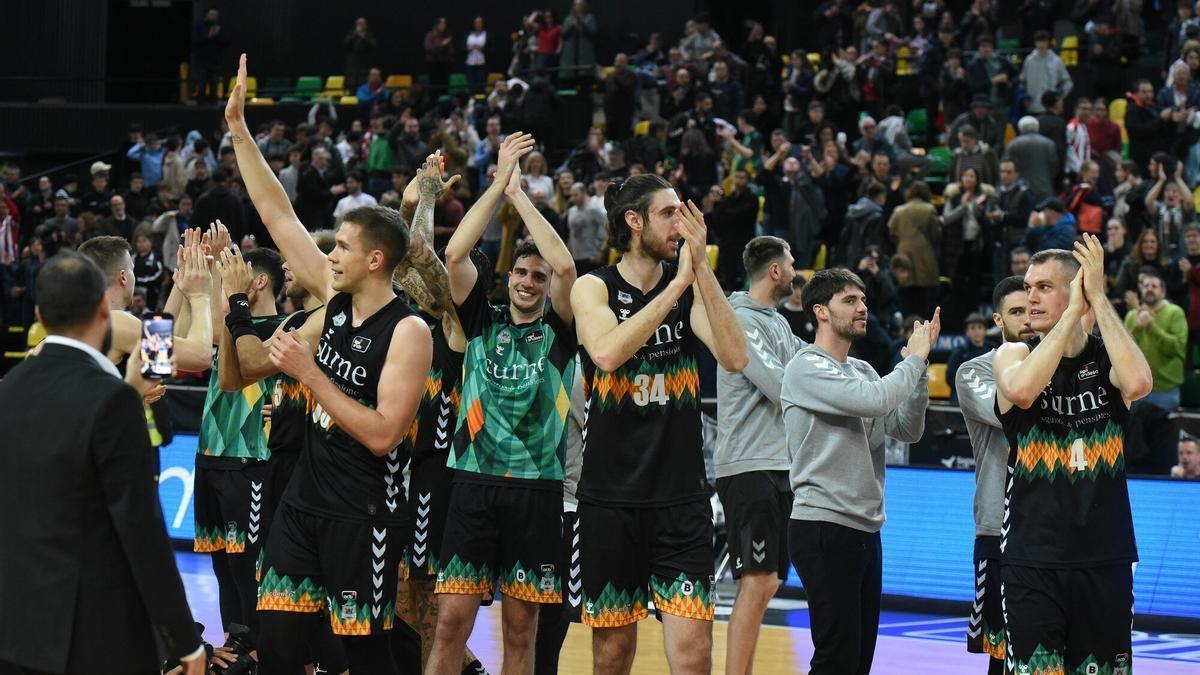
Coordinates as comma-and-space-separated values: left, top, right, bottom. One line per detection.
409, 322, 465, 464
576, 263, 705, 506
997, 334, 1138, 567
267, 308, 320, 457
449, 283, 577, 484
283, 293, 418, 524
196, 315, 285, 469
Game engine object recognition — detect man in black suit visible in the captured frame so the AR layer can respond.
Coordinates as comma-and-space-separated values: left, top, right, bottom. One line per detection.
0, 252, 204, 675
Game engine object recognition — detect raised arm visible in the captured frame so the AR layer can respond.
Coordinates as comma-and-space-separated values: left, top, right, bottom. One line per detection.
679, 200, 748, 372
995, 270, 1088, 411
269, 315, 432, 456
571, 251, 693, 373
504, 169, 576, 324
445, 132, 535, 304
171, 238, 215, 371
394, 152, 461, 324
1075, 234, 1153, 403
226, 54, 332, 301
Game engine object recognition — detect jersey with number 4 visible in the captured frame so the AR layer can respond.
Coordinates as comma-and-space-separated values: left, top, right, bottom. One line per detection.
577, 263, 704, 506
997, 334, 1137, 567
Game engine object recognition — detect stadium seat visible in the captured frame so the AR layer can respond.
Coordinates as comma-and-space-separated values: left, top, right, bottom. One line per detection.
895, 46, 912, 76
386, 74, 412, 89
249, 97, 275, 106
633, 120, 650, 136
227, 75, 257, 98
928, 363, 951, 399
907, 108, 928, 145
812, 244, 827, 271
264, 76, 292, 98
998, 38, 1020, 52
295, 76, 322, 100
339, 95, 359, 105
1193, 185, 1200, 213
706, 244, 719, 271
1109, 97, 1127, 124
448, 73, 469, 90
323, 75, 346, 98
927, 145, 952, 175
487, 72, 504, 85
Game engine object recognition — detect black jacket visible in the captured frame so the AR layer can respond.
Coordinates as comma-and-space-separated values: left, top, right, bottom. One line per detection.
295, 165, 344, 232
0, 344, 201, 672
193, 184, 247, 242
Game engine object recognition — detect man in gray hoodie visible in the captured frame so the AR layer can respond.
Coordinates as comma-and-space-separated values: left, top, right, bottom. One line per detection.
954, 275, 1036, 675
781, 268, 939, 675
715, 236, 805, 675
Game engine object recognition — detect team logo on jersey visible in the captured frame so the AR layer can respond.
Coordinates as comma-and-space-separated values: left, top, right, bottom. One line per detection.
539, 564, 556, 591
619, 308, 631, 319
339, 590, 358, 622
525, 329, 545, 344
1079, 362, 1100, 381
351, 336, 372, 353
498, 330, 512, 343
617, 290, 633, 304
332, 311, 347, 327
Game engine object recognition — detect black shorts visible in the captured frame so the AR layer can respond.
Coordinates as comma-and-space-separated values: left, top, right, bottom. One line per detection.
257, 502, 407, 636
716, 471, 790, 580
193, 462, 270, 555
967, 536, 1004, 659
403, 455, 454, 581
435, 481, 563, 604
267, 451, 301, 512
560, 510, 583, 623
1002, 563, 1134, 674
578, 499, 715, 628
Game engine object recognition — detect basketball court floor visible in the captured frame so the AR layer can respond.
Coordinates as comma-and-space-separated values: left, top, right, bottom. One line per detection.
176, 552, 1200, 673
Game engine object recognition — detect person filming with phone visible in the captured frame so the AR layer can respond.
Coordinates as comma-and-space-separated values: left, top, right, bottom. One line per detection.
0, 251, 205, 675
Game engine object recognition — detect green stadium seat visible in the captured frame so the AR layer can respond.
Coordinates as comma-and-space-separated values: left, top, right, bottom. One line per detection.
263, 76, 292, 99
295, 76, 322, 101
927, 145, 952, 175
448, 73, 469, 90
998, 38, 1020, 52
907, 108, 928, 145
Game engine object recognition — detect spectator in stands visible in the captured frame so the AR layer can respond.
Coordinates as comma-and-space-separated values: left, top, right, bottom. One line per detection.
12, 235, 44, 327
390, 117, 428, 176
40, 196, 77, 241
99, 195, 134, 242
1126, 79, 1172, 175
888, 181, 940, 316
948, 95, 1004, 151
939, 48, 972, 125
257, 121, 290, 160
1144, 163, 1195, 256
967, 37, 1015, 116
708, 60, 745, 122
1126, 269, 1188, 412
356, 68, 387, 120
760, 143, 826, 268
564, 181, 607, 274
989, 160, 1035, 282
842, 182, 888, 268
680, 13, 720, 62
185, 157, 216, 202
1023, 198, 1077, 253
942, 168, 996, 309
1112, 159, 1141, 220
949, 125, 999, 186
680, 129, 719, 203
126, 132, 164, 189
946, 313, 992, 401
535, 10, 562, 74
1167, 1, 1195, 75
1114, 228, 1169, 307
423, 17, 455, 89
1087, 98, 1123, 167
150, 196, 191, 273
778, 275, 815, 342
332, 170, 378, 224
122, 172, 149, 222
1175, 224, 1200, 315
560, 0, 598, 86
1020, 30, 1073, 113
27, 176, 54, 227
602, 53, 638, 142
918, 24, 955, 129
295, 147, 344, 231
193, 166, 246, 241
1010, 246, 1032, 277
474, 115, 503, 188
464, 16, 488, 93
1037, 91, 1068, 167
190, 7, 229, 102
1064, 98, 1094, 182
1063, 159, 1106, 236
1171, 436, 1200, 478
161, 137, 187, 201
1004, 116, 1060, 202
343, 17, 377, 90
1105, 218, 1132, 281
851, 116, 896, 164
706, 169, 759, 289
132, 227, 163, 311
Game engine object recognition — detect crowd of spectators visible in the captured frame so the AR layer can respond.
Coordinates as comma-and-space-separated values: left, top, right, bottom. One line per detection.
8, 2, 1200, 475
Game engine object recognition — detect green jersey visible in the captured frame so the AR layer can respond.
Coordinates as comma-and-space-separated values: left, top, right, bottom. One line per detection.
196, 315, 285, 468
449, 283, 577, 483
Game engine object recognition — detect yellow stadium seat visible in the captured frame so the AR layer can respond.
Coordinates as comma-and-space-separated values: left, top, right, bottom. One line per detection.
1109, 98, 1127, 124
248, 97, 275, 106
928, 363, 951, 399
633, 120, 650, 136
807, 53, 821, 67
487, 72, 504, 85
323, 75, 346, 98
812, 244, 827, 271
1061, 35, 1078, 49
796, 269, 814, 282
706, 244, 719, 272
339, 95, 359, 105
1193, 185, 1200, 213
386, 74, 412, 89
227, 75, 257, 98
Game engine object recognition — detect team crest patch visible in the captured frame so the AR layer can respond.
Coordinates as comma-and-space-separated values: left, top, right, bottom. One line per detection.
539, 564, 556, 591
332, 311, 347, 327
617, 290, 633, 304
339, 590, 358, 622
498, 330, 512, 343
1079, 362, 1100, 380
351, 336, 372, 353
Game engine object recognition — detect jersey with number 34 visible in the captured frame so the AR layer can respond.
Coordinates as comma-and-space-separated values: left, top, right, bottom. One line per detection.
997, 334, 1138, 568
577, 263, 705, 507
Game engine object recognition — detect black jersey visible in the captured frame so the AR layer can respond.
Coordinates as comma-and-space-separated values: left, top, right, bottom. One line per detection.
283, 292, 418, 524
576, 263, 705, 506
997, 334, 1138, 568
408, 322, 464, 464
268, 308, 320, 458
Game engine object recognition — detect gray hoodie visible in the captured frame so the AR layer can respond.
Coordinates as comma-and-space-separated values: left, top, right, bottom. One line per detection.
781, 346, 929, 533
716, 292, 805, 478
954, 349, 1006, 537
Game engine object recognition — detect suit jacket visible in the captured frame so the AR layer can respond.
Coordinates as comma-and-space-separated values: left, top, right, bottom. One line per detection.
0, 344, 200, 673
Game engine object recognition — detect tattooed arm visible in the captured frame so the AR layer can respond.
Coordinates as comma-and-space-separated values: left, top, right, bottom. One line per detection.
395, 152, 460, 325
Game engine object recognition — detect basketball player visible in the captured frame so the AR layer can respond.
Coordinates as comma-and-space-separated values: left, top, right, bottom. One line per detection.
781, 268, 938, 675
193, 229, 286, 637
954, 276, 1036, 675
425, 132, 579, 675
715, 236, 804, 675
994, 236, 1152, 675
76, 234, 213, 375
571, 173, 748, 674
227, 54, 432, 674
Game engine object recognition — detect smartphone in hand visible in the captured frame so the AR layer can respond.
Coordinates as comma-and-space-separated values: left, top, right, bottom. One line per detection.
140, 313, 174, 379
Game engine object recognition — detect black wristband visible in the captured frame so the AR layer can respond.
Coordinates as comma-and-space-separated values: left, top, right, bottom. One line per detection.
225, 293, 256, 340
